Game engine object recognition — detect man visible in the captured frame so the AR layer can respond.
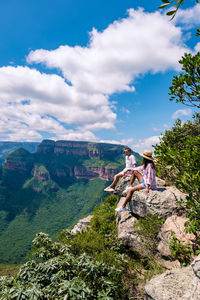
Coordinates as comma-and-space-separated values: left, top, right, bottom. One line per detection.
104, 147, 136, 193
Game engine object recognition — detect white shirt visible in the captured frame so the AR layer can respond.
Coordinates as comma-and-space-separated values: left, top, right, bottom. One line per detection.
125, 154, 136, 169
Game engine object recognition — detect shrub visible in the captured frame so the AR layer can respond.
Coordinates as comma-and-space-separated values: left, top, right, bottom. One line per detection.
154, 114, 200, 240
169, 233, 193, 266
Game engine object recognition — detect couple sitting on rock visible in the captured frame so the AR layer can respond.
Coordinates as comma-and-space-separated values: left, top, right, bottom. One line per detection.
104, 147, 157, 212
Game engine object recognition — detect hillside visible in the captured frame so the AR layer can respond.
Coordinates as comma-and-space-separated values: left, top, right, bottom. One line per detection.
0, 140, 141, 263
0, 141, 39, 165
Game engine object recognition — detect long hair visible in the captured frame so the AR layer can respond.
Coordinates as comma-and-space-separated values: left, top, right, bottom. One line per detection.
143, 158, 155, 170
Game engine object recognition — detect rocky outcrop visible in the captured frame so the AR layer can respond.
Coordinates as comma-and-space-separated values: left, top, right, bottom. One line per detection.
115, 176, 187, 256
37, 139, 124, 159
114, 175, 200, 299
74, 166, 118, 181
71, 215, 93, 234
4, 148, 33, 174
129, 186, 185, 218
157, 215, 195, 257
144, 254, 200, 300
32, 164, 50, 181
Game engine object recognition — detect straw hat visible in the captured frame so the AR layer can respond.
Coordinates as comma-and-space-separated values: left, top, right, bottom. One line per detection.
139, 150, 154, 161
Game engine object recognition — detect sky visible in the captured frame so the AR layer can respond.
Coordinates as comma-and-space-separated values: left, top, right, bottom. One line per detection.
0, 0, 200, 152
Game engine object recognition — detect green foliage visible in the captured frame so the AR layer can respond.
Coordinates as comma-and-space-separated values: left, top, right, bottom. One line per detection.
133, 214, 165, 256
0, 264, 20, 277
0, 194, 167, 299
0, 141, 39, 165
154, 114, 200, 241
0, 197, 125, 300
169, 232, 193, 266
169, 53, 200, 108
0, 178, 107, 263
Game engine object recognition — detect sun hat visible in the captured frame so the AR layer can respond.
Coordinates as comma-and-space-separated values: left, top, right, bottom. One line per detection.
139, 150, 154, 161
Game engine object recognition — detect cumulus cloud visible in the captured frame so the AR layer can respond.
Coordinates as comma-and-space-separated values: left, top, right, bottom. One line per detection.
0, 7, 192, 141
172, 108, 192, 119
28, 8, 188, 96
175, 3, 200, 27
131, 135, 160, 152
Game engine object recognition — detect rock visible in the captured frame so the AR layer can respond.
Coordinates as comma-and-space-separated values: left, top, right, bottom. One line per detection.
192, 255, 200, 279
71, 215, 93, 235
157, 215, 195, 257
130, 186, 185, 218
32, 164, 50, 181
116, 197, 143, 253
144, 255, 200, 300
156, 177, 166, 187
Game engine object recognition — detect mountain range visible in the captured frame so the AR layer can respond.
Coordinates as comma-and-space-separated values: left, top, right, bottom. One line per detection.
0, 140, 141, 263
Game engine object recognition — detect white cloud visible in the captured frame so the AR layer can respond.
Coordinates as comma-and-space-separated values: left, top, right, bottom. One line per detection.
120, 138, 134, 146
28, 8, 188, 96
0, 7, 192, 141
121, 107, 131, 114
172, 108, 192, 119
131, 135, 160, 153
194, 42, 200, 53
175, 3, 200, 27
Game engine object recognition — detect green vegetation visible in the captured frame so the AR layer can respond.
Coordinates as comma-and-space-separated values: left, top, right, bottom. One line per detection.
169, 232, 193, 266
0, 141, 39, 165
0, 141, 135, 264
154, 114, 200, 247
0, 196, 165, 299
169, 53, 200, 108
0, 177, 107, 264
133, 214, 165, 257
0, 264, 20, 277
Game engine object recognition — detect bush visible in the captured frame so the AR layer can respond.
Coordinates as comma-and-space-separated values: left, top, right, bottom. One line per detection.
154, 114, 200, 240
169, 233, 193, 266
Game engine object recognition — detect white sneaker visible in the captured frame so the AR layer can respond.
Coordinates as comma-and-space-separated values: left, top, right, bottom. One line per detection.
115, 206, 127, 212
104, 186, 114, 193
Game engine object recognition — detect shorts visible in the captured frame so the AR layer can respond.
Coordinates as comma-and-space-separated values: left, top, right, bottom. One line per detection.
141, 178, 146, 188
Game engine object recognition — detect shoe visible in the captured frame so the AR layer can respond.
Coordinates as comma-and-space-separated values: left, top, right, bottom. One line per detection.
104, 186, 114, 193
115, 206, 127, 212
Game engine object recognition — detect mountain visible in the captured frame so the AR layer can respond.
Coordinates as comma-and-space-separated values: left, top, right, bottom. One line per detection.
0, 140, 141, 263
0, 141, 39, 165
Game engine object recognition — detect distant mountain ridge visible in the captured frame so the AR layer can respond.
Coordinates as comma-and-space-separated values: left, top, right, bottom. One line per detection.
0, 141, 39, 165
0, 139, 141, 263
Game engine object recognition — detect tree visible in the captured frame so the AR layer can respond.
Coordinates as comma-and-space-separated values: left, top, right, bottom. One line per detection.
154, 114, 200, 242
169, 52, 200, 108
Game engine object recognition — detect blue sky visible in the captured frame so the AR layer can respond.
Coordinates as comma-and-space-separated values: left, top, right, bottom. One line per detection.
0, 0, 199, 152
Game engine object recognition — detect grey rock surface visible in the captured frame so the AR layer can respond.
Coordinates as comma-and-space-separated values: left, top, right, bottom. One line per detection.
116, 197, 143, 253
130, 186, 185, 218
145, 255, 200, 300
71, 215, 93, 234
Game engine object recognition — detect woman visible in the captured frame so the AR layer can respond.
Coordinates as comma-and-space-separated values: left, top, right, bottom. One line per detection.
115, 150, 157, 212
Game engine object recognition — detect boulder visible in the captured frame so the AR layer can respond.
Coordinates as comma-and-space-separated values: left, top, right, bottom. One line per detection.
71, 215, 93, 235
130, 186, 185, 218
157, 215, 195, 257
116, 197, 143, 253
114, 176, 185, 218
144, 255, 200, 300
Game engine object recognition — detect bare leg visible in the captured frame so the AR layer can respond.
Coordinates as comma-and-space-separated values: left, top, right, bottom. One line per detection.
128, 170, 143, 186
110, 173, 123, 188
122, 184, 144, 208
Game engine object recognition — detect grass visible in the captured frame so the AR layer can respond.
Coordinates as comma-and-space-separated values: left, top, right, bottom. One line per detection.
0, 264, 20, 277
